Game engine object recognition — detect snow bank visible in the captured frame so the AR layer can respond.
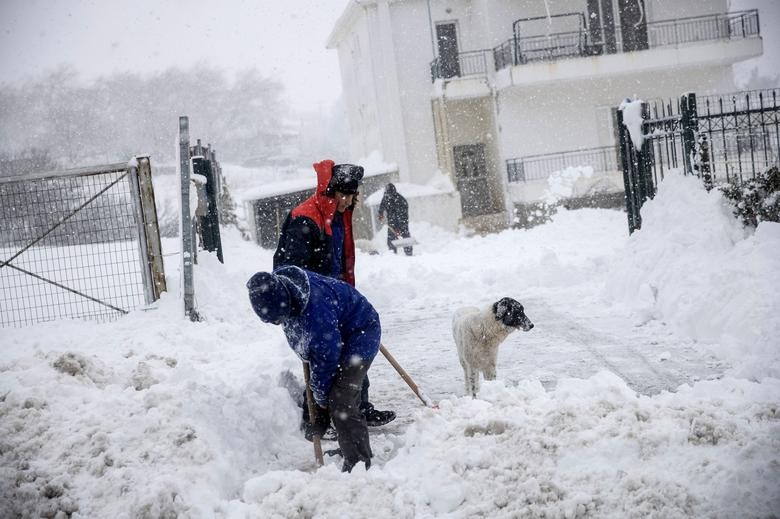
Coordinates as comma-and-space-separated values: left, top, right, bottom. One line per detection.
604, 171, 780, 379
239, 373, 780, 518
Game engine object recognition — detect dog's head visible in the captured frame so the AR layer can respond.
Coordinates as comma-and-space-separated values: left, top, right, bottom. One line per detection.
493, 297, 534, 331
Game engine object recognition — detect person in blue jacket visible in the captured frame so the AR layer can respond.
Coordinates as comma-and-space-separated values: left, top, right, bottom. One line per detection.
247, 265, 380, 472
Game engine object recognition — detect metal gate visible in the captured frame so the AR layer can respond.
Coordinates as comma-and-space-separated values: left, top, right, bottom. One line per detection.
617, 89, 780, 233
0, 158, 165, 327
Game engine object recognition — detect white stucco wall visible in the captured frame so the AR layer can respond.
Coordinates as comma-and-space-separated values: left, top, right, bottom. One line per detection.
387, 1, 440, 184
495, 64, 735, 160
337, 8, 383, 162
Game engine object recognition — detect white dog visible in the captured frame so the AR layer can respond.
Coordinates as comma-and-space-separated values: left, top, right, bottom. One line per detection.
452, 297, 534, 397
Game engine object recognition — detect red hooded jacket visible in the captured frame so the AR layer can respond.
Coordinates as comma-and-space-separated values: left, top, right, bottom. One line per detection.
272, 160, 356, 286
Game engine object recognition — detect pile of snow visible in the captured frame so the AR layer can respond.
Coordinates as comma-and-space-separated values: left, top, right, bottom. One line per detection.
243, 373, 780, 518
604, 171, 780, 379
619, 98, 645, 150
2, 173, 779, 517
543, 165, 595, 205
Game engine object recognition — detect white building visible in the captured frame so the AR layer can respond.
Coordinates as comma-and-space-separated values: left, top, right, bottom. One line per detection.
326, 0, 763, 230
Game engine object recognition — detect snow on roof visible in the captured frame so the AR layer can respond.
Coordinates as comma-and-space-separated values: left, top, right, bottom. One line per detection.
363, 181, 452, 206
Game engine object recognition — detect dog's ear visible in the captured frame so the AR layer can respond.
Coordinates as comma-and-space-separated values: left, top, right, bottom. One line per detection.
493, 299, 507, 321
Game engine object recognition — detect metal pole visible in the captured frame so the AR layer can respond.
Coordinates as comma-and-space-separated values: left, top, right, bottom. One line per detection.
303, 363, 324, 466
179, 116, 198, 321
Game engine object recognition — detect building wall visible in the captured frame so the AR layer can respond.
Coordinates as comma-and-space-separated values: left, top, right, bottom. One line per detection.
496, 65, 735, 161
335, 0, 734, 183
331, 0, 749, 229
338, 9, 384, 162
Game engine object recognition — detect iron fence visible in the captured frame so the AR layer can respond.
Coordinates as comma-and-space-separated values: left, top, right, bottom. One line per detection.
507, 146, 619, 183
494, 10, 759, 70
0, 159, 165, 327
617, 89, 780, 233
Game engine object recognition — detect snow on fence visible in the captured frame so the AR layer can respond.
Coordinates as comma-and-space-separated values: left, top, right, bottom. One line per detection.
0, 158, 166, 327
617, 89, 780, 233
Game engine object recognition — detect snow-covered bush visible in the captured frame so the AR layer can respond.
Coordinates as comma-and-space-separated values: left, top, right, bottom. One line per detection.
719, 166, 780, 227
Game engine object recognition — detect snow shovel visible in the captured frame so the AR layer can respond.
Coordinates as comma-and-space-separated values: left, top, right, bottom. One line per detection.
302, 362, 324, 467
389, 226, 418, 249
379, 343, 434, 407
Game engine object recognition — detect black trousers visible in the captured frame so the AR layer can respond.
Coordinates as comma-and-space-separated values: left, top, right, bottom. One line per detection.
328, 361, 372, 471
302, 375, 371, 424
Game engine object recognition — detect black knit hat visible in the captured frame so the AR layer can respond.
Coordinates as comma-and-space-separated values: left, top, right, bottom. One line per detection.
246, 272, 292, 324
327, 164, 364, 195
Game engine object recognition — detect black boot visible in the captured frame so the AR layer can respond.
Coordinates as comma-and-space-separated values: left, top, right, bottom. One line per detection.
360, 403, 396, 426
302, 423, 337, 442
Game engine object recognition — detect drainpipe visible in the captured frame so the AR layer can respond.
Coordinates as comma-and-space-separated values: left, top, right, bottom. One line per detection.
426, 0, 436, 58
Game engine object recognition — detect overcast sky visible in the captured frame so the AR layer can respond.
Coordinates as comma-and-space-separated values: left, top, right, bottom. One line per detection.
0, 0, 778, 114
0, 0, 347, 112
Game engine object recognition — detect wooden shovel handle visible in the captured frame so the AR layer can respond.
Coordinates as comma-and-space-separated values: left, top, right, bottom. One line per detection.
379, 343, 433, 407
303, 362, 324, 466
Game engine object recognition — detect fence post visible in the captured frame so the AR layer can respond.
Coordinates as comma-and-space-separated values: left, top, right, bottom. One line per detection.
191, 155, 224, 263
680, 92, 699, 177
127, 161, 154, 305
179, 116, 199, 321
616, 107, 639, 233
697, 134, 713, 190
637, 102, 655, 202
136, 156, 167, 299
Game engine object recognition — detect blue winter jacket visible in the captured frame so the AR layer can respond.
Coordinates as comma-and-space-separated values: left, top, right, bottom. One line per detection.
275, 265, 381, 407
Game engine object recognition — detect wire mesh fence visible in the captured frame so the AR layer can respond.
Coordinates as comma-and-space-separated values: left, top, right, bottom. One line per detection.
0, 160, 164, 327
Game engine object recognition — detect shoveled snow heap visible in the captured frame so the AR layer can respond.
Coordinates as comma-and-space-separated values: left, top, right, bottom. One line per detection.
1, 171, 778, 518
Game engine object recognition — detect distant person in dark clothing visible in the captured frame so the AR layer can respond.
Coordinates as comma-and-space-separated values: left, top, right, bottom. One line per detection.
273, 160, 395, 436
378, 183, 413, 256
247, 266, 380, 472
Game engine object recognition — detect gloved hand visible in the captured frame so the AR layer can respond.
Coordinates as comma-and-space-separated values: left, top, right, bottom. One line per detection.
304, 405, 332, 441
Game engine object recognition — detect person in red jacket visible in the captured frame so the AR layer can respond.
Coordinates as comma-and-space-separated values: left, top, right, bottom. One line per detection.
273, 160, 396, 438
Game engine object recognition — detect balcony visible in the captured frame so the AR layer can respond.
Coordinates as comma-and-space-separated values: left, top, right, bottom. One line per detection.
506, 146, 625, 205
507, 146, 619, 183
430, 50, 492, 82
429, 50, 493, 99
493, 10, 761, 77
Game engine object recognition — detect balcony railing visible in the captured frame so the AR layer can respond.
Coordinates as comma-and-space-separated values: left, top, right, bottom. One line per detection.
494, 9, 760, 71
507, 146, 619, 183
430, 50, 491, 82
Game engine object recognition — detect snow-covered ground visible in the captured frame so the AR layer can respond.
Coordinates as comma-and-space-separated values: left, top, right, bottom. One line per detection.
1, 171, 778, 518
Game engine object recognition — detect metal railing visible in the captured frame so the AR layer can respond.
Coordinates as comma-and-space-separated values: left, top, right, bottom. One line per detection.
507, 146, 619, 183
494, 10, 760, 70
430, 50, 491, 82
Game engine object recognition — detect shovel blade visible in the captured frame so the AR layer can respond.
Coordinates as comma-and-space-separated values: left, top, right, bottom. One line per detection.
391, 236, 417, 247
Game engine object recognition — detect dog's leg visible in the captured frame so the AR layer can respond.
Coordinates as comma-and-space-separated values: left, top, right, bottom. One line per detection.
463, 364, 474, 397
483, 363, 496, 381
470, 371, 480, 397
